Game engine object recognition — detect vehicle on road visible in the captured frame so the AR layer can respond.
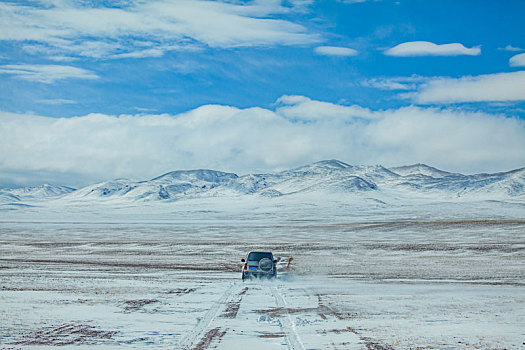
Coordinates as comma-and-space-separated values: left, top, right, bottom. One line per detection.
241, 251, 277, 280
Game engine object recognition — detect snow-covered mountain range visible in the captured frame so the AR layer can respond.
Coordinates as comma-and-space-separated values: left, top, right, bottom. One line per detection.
0, 184, 75, 203
1, 160, 524, 206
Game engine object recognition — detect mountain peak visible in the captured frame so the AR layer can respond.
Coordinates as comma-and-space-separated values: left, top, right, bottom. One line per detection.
284, 159, 352, 176
312, 159, 352, 169
150, 169, 238, 183
0, 184, 75, 199
390, 164, 454, 178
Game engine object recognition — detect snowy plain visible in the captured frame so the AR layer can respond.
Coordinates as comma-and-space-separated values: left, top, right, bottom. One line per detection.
1, 161, 524, 349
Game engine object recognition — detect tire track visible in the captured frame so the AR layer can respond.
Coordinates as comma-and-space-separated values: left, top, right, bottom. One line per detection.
271, 285, 305, 350
220, 286, 248, 319
178, 282, 237, 350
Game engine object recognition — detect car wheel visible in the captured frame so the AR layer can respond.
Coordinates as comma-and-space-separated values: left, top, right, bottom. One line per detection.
259, 258, 272, 272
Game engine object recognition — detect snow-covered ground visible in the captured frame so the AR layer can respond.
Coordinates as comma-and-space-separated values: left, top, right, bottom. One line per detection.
0, 205, 523, 349
1, 161, 524, 348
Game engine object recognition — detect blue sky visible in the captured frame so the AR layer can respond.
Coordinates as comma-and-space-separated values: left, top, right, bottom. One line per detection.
0, 0, 524, 187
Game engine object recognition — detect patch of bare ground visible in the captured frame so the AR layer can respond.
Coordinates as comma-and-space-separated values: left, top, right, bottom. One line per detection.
221, 287, 247, 318
257, 332, 286, 338
256, 219, 524, 234
121, 299, 159, 312
256, 306, 318, 318
316, 294, 359, 320
364, 242, 523, 253
315, 296, 396, 349
167, 288, 196, 295
319, 328, 395, 349
351, 219, 525, 230
0, 258, 240, 272
191, 327, 227, 350
327, 326, 359, 334
256, 294, 357, 320
9, 323, 116, 346
362, 337, 395, 350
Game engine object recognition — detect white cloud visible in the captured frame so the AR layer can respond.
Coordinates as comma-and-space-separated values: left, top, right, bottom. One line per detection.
367, 81, 412, 91
1, 97, 524, 186
314, 46, 358, 56
406, 71, 525, 104
276, 95, 375, 121
365, 72, 525, 104
0, 0, 319, 59
110, 48, 165, 59
509, 53, 525, 67
499, 45, 523, 52
384, 41, 481, 57
37, 99, 77, 105
0, 64, 98, 83
363, 75, 427, 91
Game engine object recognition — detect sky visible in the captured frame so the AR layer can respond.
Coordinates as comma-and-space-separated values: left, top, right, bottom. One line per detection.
0, 0, 524, 188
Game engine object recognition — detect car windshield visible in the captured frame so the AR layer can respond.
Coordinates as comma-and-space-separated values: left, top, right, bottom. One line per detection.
247, 252, 272, 261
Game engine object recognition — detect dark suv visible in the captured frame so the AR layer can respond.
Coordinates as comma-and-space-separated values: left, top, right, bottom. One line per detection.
241, 251, 277, 280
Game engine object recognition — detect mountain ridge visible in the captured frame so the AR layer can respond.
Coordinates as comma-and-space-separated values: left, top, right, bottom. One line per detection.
1, 161, 524, 205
